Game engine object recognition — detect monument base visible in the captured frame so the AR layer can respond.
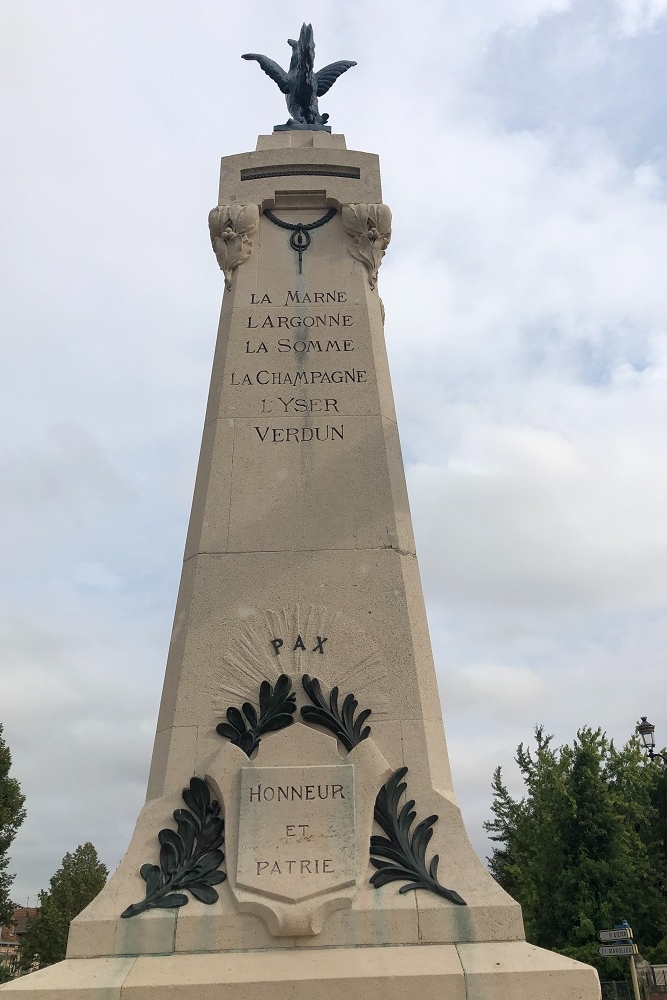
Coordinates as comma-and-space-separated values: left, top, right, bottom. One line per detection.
273, 122, 332, 131
0, 941, 600, 1000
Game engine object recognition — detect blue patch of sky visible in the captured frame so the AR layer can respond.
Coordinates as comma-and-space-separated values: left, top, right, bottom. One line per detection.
480, 1, 667, 173
517, 319, 651, 385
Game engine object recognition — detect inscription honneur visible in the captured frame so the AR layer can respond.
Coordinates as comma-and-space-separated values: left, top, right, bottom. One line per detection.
237, 764, 356, 903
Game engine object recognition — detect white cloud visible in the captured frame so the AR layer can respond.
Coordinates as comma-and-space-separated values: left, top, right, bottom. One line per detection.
613, 0, 667, 36
445, 662, 544, 715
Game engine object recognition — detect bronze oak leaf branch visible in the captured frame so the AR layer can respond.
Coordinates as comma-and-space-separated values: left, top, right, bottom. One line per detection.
300, 674, 371, 751
216, 674, 297, 756
370, 767, 466, 905
121, 777, 226, 918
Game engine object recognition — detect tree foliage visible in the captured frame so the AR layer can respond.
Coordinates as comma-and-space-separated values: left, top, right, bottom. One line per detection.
0, 962, 14, 984
485, 726, 667, 974
0, 723, 26, 925
19, 843, 108, 970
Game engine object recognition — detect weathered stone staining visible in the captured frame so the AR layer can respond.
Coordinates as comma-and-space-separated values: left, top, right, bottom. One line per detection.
0, 125, 601, 1000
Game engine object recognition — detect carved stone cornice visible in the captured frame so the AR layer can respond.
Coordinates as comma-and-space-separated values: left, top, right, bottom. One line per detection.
208, 204, 259, 289
342, 203, 392, 289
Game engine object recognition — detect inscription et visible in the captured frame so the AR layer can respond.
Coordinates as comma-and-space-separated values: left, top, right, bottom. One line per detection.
237, 764, 356, 903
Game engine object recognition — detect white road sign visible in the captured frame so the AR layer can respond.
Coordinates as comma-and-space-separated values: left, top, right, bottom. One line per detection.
598, 944, 637, 957
598, 928, 633, 942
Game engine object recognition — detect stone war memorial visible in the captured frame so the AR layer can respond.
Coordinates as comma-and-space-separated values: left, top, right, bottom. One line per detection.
2, 24, 601, 1000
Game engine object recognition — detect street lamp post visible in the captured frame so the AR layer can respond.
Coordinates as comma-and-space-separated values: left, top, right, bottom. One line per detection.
629, 719, 666, 1000
636, 717, 667, 765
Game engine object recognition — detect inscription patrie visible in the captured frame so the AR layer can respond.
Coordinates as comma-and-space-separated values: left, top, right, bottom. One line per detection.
237, 764, 356, 903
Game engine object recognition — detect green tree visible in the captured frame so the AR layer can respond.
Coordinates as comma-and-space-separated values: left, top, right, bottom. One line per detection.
0, 723, 26, 925
19, 843, 108, 970
0, 962, 14, 984
485, 726, 667, 974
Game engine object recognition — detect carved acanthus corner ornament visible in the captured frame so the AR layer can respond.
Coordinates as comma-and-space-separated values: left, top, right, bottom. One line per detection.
342, 204, 392, 289
209, 204, 259, 289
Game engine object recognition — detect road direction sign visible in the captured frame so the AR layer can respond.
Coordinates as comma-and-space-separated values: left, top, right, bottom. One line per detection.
598, 944, 637, 957
599, 928, 633, 942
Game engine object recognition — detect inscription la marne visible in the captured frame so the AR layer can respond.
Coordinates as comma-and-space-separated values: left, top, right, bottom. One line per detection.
232, 290, 368, 445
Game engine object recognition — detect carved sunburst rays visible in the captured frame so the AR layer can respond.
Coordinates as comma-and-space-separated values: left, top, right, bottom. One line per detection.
213, 605, 388, 722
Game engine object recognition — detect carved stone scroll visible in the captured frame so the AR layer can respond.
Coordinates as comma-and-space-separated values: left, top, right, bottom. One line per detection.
208, 204, 259, 289
342, 203, 392, 289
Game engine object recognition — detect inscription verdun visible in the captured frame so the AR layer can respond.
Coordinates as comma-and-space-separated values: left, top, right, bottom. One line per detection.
237, 764, 356, 903
230, 289, 369, 444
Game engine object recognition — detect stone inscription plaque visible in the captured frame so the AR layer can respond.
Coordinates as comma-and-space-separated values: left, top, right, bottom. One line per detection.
237, 764, 356, 903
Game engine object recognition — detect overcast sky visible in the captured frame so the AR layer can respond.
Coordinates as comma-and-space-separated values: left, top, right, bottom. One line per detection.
2, 0, 667, 904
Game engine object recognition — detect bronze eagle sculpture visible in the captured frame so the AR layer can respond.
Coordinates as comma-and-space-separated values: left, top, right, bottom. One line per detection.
242, 24, 356, 129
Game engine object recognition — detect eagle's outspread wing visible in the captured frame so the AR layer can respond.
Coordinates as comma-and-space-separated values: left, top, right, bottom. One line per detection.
315, 60, 357, 97
241, 53, 289, 94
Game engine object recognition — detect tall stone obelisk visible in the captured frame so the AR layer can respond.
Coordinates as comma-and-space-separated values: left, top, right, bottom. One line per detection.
1, 28, 600, 1000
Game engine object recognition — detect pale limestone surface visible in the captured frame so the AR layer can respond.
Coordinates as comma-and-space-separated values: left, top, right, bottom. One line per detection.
0, 130, 601, 1000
